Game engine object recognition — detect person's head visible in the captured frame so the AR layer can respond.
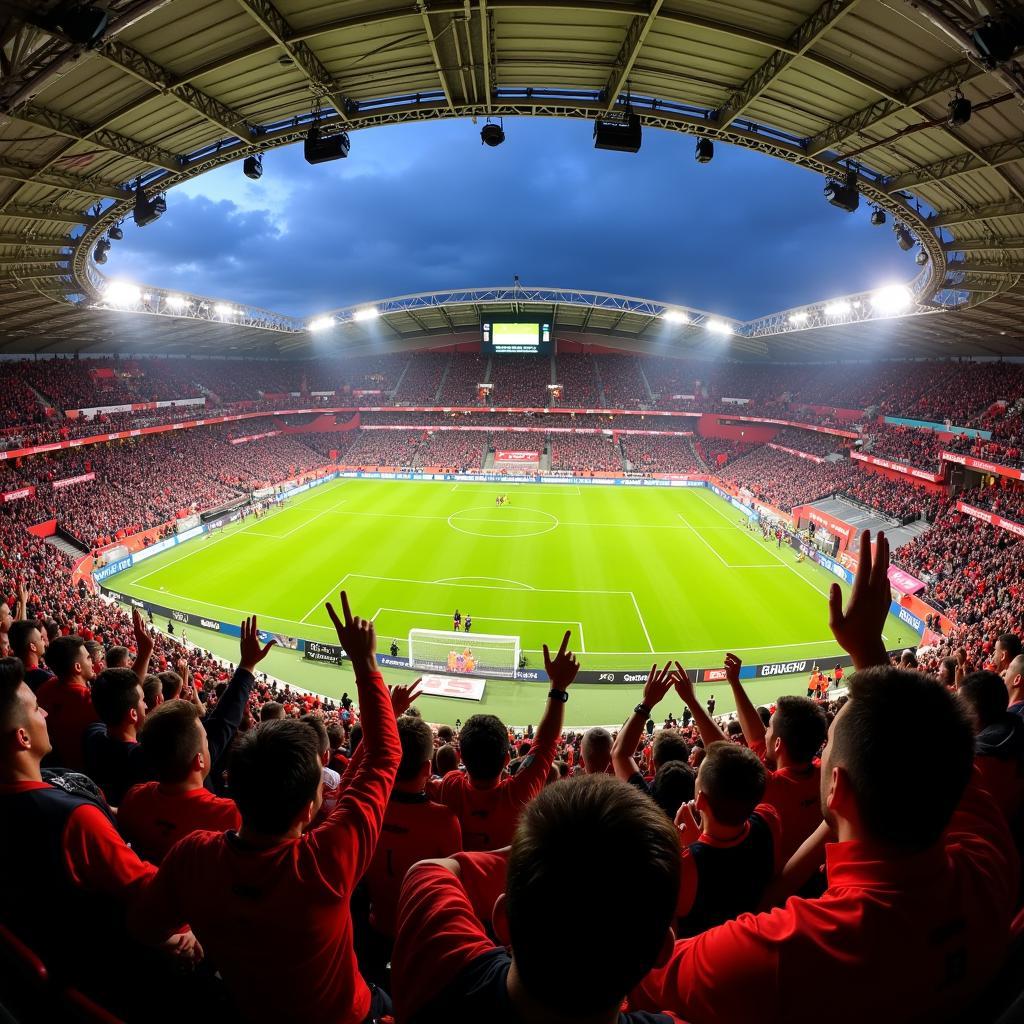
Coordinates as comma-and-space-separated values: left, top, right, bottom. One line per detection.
434, 742, 459, 776
105, 645, 130, 669
899, 649, 918, 670
821, 666, 973, 851
396, 715, 434, 787
459, 714, 509, 781
763, 695, 828, 768
326, 723, 344, 752
84, 640, 105, 674
695, 741, 766, 827
496, 775, 679, 1016
0, 601, 11, 633
142, 673, 164, 711
140, 699, 210, 783
937, 657, 958, 689
45, 635, 95, 685
0, 657, 51, 771
651, 727, 690, 770
726, 719, 742, 738
91, 668, 146, 733
348, 722, 362, 754
7, 620, 43, 668
649, 760, 696, 821
159, 671, 183, 701
230, 719, 322, 837
437, 724, 455, 744
580, 726, 613, 774
958, 670, 1010, 733
299, 714, 329, 765
260, 700, 285, 722
994, 634, 1022, 674
1002, 654, 1024, 706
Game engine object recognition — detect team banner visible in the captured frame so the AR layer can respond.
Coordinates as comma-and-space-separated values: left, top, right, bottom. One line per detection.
886, 565, 927, 595
52, 471, 96, 490
230, 430, 281, 445
1, 485, 35, 502
495, 450, 541, 463
794, 504, 855, 545
942, 451, 1024, 482
850, 450, 943, 482
767, 443, 827, 464
957, 500, 1024, 539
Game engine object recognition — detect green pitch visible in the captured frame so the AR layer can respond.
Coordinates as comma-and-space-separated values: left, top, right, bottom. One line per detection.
110, 479, 913, 726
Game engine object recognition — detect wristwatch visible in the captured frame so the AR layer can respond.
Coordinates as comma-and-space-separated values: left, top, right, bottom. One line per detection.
634, 702, 650, 717
548, 689, 569, 703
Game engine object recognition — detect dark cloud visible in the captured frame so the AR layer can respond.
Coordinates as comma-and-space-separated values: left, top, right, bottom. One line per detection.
104, 118, 919, 321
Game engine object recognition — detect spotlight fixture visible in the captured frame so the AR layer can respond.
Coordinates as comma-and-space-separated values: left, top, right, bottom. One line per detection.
243, 153, 263, 180
308, 316, 334, 332
480, 120, 505, 147
662, 309, 689, 324
132, 184, 166, 227
352, 306, 380, 322
93, 240, 109, 264
706, 319, 733, 335
695, 138, 714, 164
104, 281, 141, 306
824, 301, 851, 318
788, 312, 809, 325
165, 295, 188, 310
593, 107, 642, 153
108, 223, 123, 241
947, 89, 972, 127
304, 124, 350, 164
915, 249, 928, 266
871, 285, 913, 314
823, 168, 859, 213
870, 208, 886, 227
214, 303, 235, 317
894, 223, 915, 251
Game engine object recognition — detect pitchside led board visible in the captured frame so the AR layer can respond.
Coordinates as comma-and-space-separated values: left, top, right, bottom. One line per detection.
481, 317, 553, 356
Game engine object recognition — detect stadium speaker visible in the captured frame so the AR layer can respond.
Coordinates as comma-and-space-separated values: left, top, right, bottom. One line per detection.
695, 138, 714, 164
947, 91, 972, 127
824, 171, 859, 213
132, 187, 166, 228
47, 3, 108, 46
593, 111, 642, 153
304, 126, 350, 164
108, 224, 123, 240
870, 208, 886, 227
481, 122, 505, 147
243, 154, 263, 180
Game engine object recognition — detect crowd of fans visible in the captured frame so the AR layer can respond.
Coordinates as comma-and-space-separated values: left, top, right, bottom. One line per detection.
720, 446, 860, 512
947, 430, 1024, 470
415, 431, 485, 471
549, 433, 623, 472
769, 427, 846, 457
622, 435, 702, 474
554, 352, 602, 406
841, 471, 944, 523
866, 423, 945, 470
595, 354, 650, 408
488, 354, 553, 406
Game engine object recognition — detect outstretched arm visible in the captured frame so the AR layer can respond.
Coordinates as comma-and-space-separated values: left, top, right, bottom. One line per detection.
130, 608, 155, 682
611, 663, 676, 781
724, 653, 766, 748
673, 664, 728, 749
828, 529, 891, 670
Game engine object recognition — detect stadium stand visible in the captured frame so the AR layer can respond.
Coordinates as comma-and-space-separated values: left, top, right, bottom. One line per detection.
621, 435, 701, 474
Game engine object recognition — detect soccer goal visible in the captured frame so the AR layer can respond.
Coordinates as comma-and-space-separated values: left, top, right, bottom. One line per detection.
407, 628, 521, 678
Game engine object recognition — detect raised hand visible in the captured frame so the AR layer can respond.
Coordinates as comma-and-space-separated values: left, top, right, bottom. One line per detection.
132, 607, 154, 656
672, 662, 696, 705
641, 661, 676, 710
543, 630, 580, 692
724, 652, 742, 687
326, 591, 377, 674
390, 678, 423, 717
239, 616, 276, 672
828, 529, 891, 670
675, 800, 702, 845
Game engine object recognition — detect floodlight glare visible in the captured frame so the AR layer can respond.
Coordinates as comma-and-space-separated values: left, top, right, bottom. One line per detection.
788, 312, 809, 325
352, 306, 380, 322
706, 319, 733, 335
871, 285, 913, 314
308, 316, 335, 332
824, 301, 851, 318
214, 303, 235, 317
104, 281, 141, 306
662, 309, 688, 324
165, 295, 187, 310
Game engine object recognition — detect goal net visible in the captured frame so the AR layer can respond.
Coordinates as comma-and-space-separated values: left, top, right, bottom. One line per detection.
407, 628, 521, 678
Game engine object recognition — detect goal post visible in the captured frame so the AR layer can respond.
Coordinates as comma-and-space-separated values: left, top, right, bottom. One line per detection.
407, 628, 521, 678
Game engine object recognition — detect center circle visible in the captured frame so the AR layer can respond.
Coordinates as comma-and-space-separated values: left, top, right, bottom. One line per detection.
447, 505, 559, 539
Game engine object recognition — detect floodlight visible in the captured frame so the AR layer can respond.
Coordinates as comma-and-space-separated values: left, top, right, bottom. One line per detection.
871, 285, 913, 314
788, 312, 809, 325
108, 224, 123, 241
481, 121, 505, 147
662, 309, 688, 324
947, 90, 972, 127
894, 223, 915, 251
132, 185, 166, 227
308, 316, 335, 332
824, 301, 851, 318
243, 154, 263, 180
352, 306, 380, 322
824, 169, 859, 213
166, 295, 188, 310
304, 125, 350, 164
104, 281, 141, 306
870, 208, 886, 227
695, 138, 714, 164
93, 237, 110, 264
214, 303, 235, 317
706, 319, 733, 335
915, 249, 928, 266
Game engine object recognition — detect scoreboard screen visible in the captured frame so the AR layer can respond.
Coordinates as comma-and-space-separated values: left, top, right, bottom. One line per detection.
482, 318, 552, 355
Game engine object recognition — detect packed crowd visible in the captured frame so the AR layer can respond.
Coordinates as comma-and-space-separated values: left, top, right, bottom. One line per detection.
488, 354, 553, 406
720, 446, 860, 512
622, 435, 702, 474
415, 431, 485, 471
595, 354, 650, 409
841, 471, 944, 524
549, 433, 623, 472
769, 427, 847, 457
866, 423, 945, 470
947, 430, 1024, 470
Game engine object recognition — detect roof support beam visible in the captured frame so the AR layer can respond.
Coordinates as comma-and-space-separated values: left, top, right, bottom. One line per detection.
0, 233, 72, 248
947, 274, 1017, 293
0, 269, 72, 282
603, 0, 665, 110
945, 236, 1024, 253
0, 158, 132, 200
929, 201, 1024, 227
14, 103, 181, 173
804, 57, 975, 157
956, 260, 1024, 276
0, 256, 69, 266
2, 204, 90, 226
418, 2, 458, 112
716, 0, 859, 128
886, 136, 1024, 191
234, 0, 350, 121
479, 0, 493, 113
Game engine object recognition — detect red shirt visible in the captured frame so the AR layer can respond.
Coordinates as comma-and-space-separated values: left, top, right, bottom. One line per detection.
437, 740, 556, 850
364, 791, 462, 938
36, 678, 98, 772
632, 774, 1019, 1024
750, 739, 823, 864
130, 671, 400, 1024
118, 782, 241, 863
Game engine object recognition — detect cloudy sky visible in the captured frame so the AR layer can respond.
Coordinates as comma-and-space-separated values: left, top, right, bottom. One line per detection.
103, 117, 919, 321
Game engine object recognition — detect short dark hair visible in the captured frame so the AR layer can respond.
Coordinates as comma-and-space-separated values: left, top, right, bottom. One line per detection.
260, 701, 285, 722
230, 719, 322, 835
939, 657, 958, 682
958, 670, 1009, 730
140, 699, 202, 782
85, 640, 104, 664
772, 695, 828, 763
831, 666, 973, 850
436, 724, 455, 744
45, 636, 87, 680
6, 620, 39, 660
326, 723, 344, 750
649, 760, 696, 820
581, 726, 612, 771
300, 714, 328, 755
0, 657, 25, 731
159, 671, 183, 701
698, 741, 766, 826
142, 674, 163, 711
434, 743, 458, 776
348, 722, 363, 754
459, 714, 509, 780
652, 727, 690, 768
507, 775, 680, 1014
397, 716, 434, 782
91, 668, 142, 726
105, 646, 130, 669
995, 634, 1022, 660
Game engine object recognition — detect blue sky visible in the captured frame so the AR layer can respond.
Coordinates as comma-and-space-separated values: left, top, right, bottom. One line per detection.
103, 117, 919, 321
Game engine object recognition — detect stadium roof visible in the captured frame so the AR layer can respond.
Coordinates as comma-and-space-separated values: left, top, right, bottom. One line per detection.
0, 0, 1022, 360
